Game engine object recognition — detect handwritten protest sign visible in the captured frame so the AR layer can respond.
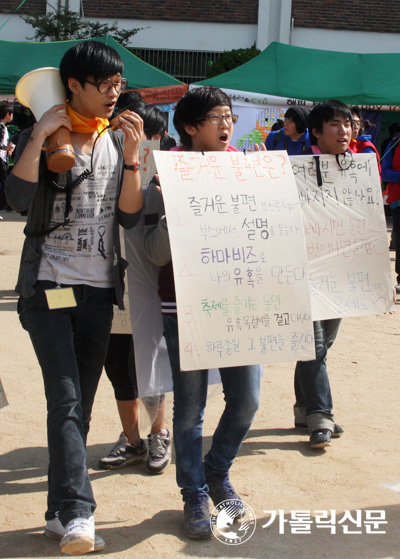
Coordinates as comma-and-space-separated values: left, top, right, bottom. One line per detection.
290, 153, 394, 320
154, 150, 315, 371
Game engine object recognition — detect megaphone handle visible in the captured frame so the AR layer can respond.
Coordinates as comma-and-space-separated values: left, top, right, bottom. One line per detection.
46, 126, 72, 152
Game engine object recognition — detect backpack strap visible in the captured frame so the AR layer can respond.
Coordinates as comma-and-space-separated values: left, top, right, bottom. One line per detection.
272, 130, 283, 150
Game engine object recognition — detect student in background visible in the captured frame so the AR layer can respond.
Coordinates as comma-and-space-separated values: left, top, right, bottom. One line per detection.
265, 106, 310, 155
381, 125, 400, 293
0, 103, 15, 212
100, 101, 172, 475
349, 107, 381, 175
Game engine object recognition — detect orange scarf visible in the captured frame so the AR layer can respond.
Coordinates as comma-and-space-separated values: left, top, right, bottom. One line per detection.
66, 103, 109, 136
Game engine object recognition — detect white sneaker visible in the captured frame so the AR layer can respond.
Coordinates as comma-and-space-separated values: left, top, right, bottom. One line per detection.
59, 515, 96, 555
45, 514, 105, 552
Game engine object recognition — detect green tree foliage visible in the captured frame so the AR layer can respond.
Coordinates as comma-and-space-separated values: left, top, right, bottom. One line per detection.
21, 6, 148, 46
207, 45, 261, 78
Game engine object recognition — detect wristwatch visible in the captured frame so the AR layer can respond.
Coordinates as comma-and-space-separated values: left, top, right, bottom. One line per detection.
123, 162, 141, 172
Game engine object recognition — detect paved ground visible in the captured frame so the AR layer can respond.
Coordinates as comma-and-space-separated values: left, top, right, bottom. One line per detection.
1, 212, 400, 559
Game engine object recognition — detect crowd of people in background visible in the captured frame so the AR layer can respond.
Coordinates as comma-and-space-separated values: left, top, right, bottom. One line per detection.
1, 38, 396, 554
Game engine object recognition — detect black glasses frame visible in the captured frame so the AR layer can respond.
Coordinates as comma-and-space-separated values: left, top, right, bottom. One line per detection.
197, 113, 239, 125
85, 77, 128, 94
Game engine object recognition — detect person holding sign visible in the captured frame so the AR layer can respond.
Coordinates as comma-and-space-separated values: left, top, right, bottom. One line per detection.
6, 41, 143, 554
143, 86, 261, 539
294, 100, 352, 449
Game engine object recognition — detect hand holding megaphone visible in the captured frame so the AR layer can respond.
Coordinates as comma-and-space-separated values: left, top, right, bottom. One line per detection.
108, 109, 133, 130
15, 68, 75, 173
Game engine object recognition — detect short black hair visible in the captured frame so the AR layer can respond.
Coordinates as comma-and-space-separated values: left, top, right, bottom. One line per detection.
350, 106, 361, 119
389, 122, 400, 136
59, 40, 124, 99
284, 106, 310, 134
0, 103, 14, 120
271, 119, 284, 132
173, 86, 232, 148
113, 93, 166, 140
115, 91, 146, 114
308, 100, 353, 145
136, 104, 167, 140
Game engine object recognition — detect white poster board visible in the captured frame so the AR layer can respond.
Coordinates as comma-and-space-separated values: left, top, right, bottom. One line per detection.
154, 150, 316, 371
290, 153, 394, 320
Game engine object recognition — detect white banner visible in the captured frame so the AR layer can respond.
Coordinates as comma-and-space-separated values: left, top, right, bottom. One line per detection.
154, 150, 316, 371
290, 153, 394, 320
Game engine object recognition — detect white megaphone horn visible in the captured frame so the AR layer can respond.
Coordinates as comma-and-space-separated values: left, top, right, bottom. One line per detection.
15, 67, 75, 173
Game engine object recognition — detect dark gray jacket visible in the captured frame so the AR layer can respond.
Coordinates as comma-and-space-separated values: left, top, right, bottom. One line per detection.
5, 128, 142, 309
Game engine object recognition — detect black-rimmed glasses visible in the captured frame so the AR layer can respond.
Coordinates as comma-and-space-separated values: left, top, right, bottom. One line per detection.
85, 77, 128, 94
198, 113, 239, 125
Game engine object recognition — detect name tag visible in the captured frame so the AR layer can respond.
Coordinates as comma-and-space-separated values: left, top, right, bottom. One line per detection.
45, 287, 77, 310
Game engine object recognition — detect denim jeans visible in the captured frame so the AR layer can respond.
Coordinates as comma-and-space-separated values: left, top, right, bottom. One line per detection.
294, 318, 341, 431
19, 281, 114, 525
163, 314, 260, 501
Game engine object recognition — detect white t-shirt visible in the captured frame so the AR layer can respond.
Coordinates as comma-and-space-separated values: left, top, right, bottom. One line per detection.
0, 123, 9, 163
38, 132, 119, 287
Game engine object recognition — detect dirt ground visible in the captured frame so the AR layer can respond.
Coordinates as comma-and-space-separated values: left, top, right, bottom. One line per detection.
1, 212, 400, 559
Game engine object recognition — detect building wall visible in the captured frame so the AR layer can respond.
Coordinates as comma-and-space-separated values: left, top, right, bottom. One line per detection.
292, 27, 400, 54
0, 14, 257, 50
2, 0, 400, 54
82, 0, 258, 24
292, 0, 400, 33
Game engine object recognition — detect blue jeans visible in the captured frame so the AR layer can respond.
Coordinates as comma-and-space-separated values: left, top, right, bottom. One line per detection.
294, 319, 341, 431
163, 314, 260, 501
19, 281, 114, 525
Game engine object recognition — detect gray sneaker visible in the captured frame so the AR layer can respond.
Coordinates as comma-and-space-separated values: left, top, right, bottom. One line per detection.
183, 495, 211, 539
295, 422, 344, 438
99, 432, 147, 469
310, 428, 332, 448
147, 428, 171, 474
206, 473, 244, 518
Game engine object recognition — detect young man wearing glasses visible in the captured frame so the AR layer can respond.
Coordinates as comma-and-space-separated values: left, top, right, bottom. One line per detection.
143, 86, 261, 539
6, 41, 143, 555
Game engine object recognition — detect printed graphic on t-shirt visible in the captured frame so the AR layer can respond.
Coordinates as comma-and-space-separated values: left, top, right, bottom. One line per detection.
38, 133, 119, 287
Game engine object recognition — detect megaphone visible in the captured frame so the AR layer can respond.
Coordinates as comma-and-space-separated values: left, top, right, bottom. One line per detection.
15, 67, 75, 173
